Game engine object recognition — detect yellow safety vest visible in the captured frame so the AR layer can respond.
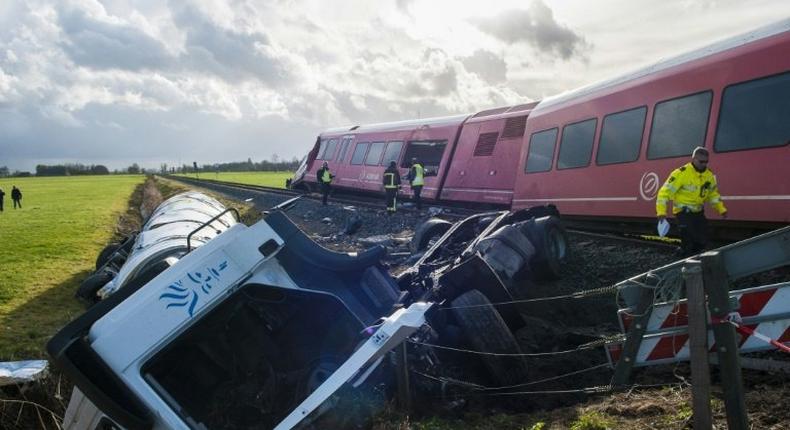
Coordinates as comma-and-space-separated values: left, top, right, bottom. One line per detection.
384, 172, 398, 189
412, 164, 424, 186
656, 162, 726, 216
321, 169, 332, 184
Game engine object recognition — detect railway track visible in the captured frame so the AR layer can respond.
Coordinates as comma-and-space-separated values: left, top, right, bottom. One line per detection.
166, 175, 686, 251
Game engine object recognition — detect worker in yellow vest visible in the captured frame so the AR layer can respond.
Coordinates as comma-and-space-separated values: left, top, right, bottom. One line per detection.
656, 147, 728, 256
408, 157, 425, 210
383, 161, 401, 214
316, 161, 334, 205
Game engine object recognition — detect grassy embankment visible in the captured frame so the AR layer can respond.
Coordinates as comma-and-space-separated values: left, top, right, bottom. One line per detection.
174, 171, 293, 188
0, 175, 145, 359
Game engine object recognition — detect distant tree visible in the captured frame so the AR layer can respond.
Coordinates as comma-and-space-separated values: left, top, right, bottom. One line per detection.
0, 166, 9, 177
91, 165, 110, 175
160, 163, 168, 174
271, 153, 280, 163
127, 163, 141, 174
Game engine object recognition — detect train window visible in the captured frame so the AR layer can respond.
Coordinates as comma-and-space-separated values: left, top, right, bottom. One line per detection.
318, 138, 338, 160
648, 91, 712, 159
382, 141, 404, 165
316, 139, 329, 160
336, 138, 351, 162
350, 142, 369, 165
401, 140, 447, 170
365, 142, 386, 165
525, 128, 558, 173
596, 106, 646, 165
715, 72, 790, 152
558, 118, 596, 169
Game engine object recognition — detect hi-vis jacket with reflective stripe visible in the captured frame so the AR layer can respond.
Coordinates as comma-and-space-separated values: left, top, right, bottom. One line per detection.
410, 163, 424, 186
656, 162, 727, 216
317, 167, 333, 184
383, 167, 401, 189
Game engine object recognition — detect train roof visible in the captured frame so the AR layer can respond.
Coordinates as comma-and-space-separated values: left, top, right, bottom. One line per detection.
531, 18, 790, 116
319, 102, 540, 137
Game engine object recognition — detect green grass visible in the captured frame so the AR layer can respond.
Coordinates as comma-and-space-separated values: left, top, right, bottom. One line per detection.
175, 171, 293, 188
0, 175, 145, 359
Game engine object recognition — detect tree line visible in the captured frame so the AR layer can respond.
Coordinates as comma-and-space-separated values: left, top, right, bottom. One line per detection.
0, 157, 301, 177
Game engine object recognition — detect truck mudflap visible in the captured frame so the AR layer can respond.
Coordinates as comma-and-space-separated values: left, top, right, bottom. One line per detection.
274, 302, 434, 430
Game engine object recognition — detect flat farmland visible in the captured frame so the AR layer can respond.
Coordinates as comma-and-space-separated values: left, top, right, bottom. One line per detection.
0, 175, 145, 358
175, 171, 293, 188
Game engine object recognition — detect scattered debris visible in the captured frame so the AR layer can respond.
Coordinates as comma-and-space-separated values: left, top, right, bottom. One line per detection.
0, 361, 48, 386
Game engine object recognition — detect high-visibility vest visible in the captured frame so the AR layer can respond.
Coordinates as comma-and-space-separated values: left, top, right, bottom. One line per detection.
321, 169, 332, 184
656, 162, 726, 216
411, 164, 424, 186
384, 172, 398, 189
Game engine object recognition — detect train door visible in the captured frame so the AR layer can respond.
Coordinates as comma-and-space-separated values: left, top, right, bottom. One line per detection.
399, 139, 449, 200
332, 136, 355, 190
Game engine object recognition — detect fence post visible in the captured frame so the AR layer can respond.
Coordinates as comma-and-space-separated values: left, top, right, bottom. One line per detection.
701, 251, 748, 430
396, 342, 412, 414
683, 261, 712, 430
611, 284, 655, 387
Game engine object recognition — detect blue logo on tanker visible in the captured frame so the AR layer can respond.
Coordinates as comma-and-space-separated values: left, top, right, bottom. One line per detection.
159, 260, 228, 316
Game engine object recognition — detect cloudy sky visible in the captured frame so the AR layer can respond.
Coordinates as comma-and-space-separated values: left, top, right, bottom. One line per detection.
1, 0, 788, 172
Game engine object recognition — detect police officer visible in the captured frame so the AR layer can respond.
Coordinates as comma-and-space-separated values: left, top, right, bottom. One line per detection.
383, 161, 401, 214
656, 147, 727, 256
408, 157, 425, 210
316, 162, 334, 205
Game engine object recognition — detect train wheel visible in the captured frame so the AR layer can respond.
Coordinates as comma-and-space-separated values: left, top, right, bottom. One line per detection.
410, 218, 452, 253
527, 216, 568, 280
76, 270, 113, 305
95, 243, 121, 270
450, 289, 528, 385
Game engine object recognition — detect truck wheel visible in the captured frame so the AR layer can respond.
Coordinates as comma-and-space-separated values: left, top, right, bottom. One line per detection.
95, 243, 121, 270
450, 289, 528, 385
527, 216, 568, 280
410, 218, 452, 253
76, 271, 113, 304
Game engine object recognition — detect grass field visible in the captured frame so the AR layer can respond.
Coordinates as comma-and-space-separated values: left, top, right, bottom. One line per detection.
0, 175, 145, 359
175, 171, 293, 188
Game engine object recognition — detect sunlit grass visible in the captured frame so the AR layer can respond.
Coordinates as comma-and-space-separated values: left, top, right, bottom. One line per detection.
174, 171, 294, 188
0, 175, 144, 358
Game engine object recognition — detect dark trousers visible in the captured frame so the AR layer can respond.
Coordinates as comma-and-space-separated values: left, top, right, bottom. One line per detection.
13, 199, 21, 209
412, 185, 422, 209
677, 210, 708, 256
385, 188, 397, 212
0, 198, 3, 211
320, 183, 330, 205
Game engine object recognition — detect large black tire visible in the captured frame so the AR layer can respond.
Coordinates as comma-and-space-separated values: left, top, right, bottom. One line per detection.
525, 216, 568, 280
410, 218, 452, 253
450, 289, 529, 385
95, 243, 121, 270
76, 270, 114, 304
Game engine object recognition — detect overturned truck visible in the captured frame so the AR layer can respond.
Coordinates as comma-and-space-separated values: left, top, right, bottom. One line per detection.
49, 193, 567, 430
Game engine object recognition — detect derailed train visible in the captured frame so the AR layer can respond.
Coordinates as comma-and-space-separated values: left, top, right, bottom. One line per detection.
290, 20, 790, 230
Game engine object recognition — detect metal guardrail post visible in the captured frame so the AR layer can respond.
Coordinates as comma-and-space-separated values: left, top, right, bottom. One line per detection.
683, 261, 712, 430
701, 251, 748, 430
611, 283, 655, 387
396, 342, 412, 414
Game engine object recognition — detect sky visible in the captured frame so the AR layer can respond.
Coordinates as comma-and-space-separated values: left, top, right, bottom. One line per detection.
0, 0, 788, 172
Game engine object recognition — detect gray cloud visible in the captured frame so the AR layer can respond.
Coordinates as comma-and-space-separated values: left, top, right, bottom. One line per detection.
57, 5, 172, 71
473, 0, 587, 60
461, 50, 507, 84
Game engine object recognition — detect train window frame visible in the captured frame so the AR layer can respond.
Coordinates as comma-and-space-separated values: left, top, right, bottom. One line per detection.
319, 138, 339, 161
350, 142, 370, 165
595, 105, 647, 166
336, 138, 352, 163
524, 127, 558, 173
647, 90, 713, 160
401, 140, 448, 170
713, 71, 790, 153
381, 141, 404, 166
364, 141, 386, 166
557, 118, 597, 170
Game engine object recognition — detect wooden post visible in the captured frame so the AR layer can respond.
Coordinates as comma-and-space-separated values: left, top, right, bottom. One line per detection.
611, 284, 655, 387
683, 261, 712, 430
701, 251, 748, 430
395, 342, 412, 413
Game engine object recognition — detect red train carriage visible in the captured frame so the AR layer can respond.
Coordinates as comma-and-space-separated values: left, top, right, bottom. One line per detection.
292, 103, 538, 207
512, 20, 790, 229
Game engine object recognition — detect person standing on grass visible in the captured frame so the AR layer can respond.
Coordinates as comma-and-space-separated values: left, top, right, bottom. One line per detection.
656, 147, 727, 257
0, 187, 4, 211
11, 185, 22, 209
316, 161, 334, 205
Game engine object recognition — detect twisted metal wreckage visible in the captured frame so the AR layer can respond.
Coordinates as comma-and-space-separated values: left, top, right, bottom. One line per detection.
49, 192, 790, 429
